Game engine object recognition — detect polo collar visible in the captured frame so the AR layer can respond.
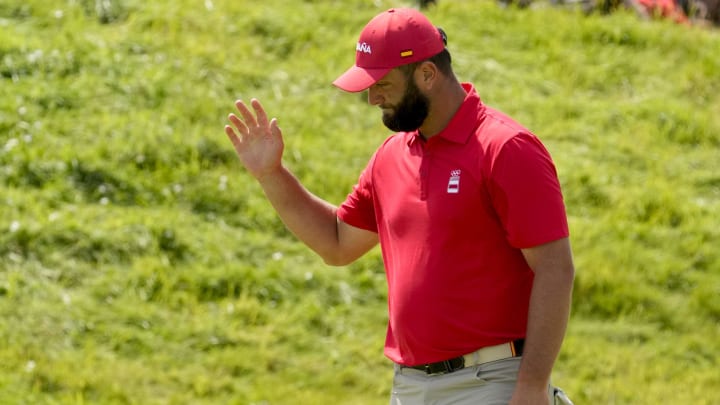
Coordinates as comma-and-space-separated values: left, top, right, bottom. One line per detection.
408, 83, 484, 147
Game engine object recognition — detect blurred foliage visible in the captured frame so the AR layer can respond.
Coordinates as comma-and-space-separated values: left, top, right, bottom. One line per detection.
1, 0, 719, 403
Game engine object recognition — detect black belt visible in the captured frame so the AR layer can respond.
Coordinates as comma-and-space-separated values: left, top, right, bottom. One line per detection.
406, 339, 525, 375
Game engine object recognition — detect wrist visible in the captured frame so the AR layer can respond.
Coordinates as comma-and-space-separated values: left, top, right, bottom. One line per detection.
516, 368, 551, 391
254, 164, 286, 183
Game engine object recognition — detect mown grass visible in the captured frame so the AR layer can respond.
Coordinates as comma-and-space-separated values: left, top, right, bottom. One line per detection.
1, 0, 719, 404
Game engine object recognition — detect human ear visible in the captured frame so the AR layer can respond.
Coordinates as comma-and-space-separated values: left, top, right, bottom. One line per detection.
416, 61, 438, 89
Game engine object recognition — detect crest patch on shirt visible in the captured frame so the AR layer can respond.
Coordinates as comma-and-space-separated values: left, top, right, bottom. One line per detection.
447, 170, 461, 194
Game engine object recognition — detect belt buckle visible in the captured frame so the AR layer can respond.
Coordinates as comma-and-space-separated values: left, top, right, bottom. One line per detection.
446, 358, 465, 373
426, 357, 465, 375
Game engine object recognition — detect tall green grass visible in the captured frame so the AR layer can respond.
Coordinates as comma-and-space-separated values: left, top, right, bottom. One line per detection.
1, 0, 719, 403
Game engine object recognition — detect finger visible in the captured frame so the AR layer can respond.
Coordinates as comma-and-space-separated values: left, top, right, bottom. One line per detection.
234, 100, 257, 127
227, 113, 248, 135
251, 99, 270, 129
224, 125, 242, 149
269, 118, 282, 138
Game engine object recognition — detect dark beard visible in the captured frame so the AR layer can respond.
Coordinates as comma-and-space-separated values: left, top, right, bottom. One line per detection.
382, 77, 430, 132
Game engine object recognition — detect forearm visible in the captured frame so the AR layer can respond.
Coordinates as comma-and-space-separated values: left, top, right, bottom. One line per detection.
256, 165, 341, 262
516, 264, 574, 390
224, 99, 374, 265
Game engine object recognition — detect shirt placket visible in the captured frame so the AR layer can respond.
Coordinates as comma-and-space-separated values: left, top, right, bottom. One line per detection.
420, 149, 431, 201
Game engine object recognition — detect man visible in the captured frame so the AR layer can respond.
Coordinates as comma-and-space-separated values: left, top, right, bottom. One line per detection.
224, 8, 574, 405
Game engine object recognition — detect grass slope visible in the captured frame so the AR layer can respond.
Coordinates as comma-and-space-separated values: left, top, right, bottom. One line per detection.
1, 0, 719, 403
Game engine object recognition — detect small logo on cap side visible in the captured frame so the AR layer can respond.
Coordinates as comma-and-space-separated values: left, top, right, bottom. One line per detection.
356, 42, 372, 54
400, 50, 413, 58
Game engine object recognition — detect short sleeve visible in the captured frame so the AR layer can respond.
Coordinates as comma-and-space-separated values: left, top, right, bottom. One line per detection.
487, 132, 569, 248
337, 152, 379, 233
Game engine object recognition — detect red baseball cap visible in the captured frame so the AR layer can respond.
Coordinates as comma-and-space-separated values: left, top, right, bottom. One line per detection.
332, 8, 446, 93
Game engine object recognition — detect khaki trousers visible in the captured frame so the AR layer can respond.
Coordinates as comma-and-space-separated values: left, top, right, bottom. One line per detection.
390, 357, 555, 405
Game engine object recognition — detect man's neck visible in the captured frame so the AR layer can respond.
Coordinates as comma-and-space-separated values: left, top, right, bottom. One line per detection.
419, 79, 467, 139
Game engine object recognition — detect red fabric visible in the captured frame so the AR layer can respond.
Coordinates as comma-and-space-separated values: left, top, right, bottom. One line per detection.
333, 8, 446, 92
636, 0, 689, 23
337, 84, 569, 365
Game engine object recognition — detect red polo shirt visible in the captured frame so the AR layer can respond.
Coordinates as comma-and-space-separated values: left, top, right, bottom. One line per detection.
337, 83, 569, 366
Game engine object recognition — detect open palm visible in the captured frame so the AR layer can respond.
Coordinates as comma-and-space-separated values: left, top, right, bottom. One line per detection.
224, 99, 284, 180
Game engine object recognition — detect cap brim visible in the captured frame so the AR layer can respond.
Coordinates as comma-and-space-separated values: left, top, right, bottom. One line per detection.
332, 65, 392, 93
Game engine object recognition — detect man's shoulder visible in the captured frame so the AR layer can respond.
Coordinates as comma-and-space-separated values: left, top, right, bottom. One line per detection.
376, 131, 414, 151
479, 106, 531, 139
471, 106, 545, 161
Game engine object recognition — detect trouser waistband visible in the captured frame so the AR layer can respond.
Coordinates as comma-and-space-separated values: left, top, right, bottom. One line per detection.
402, 339, 525, 375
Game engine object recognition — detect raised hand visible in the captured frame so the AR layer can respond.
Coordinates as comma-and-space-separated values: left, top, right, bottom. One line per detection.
224, 99, 284, 180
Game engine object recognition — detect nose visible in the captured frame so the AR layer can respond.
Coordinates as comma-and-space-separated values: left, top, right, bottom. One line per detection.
367, 85, 383, 106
